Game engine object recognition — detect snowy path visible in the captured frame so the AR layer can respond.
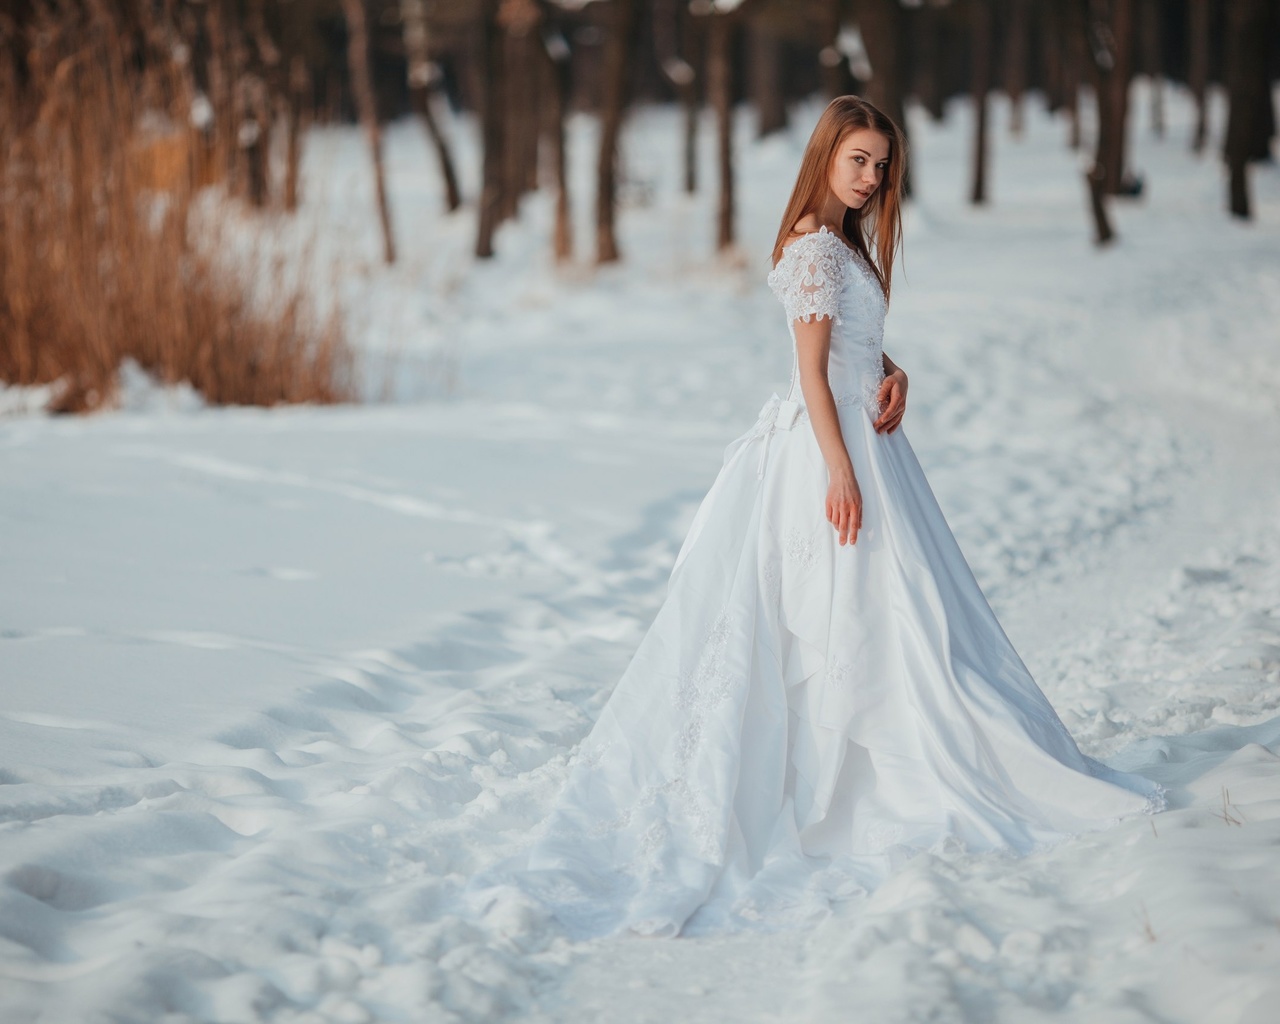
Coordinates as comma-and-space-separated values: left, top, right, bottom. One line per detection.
2, 91, 1279, 1022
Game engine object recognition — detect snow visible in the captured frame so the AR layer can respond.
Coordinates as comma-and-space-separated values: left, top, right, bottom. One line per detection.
2, 82, 1279, 1022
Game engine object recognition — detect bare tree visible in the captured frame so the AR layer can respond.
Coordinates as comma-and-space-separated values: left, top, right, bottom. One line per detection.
501, 1, 542, 222
341, 0, 395, 263
402, 0, 462, 212
707, 9, 734, 249
970, 0, 992, 205
597, 0, 640, 263
659, 0, 702, 193
241, 0, 277, 207
477, 0, 506, 257
1062, 0, 1086, 149
817, 0, 847, 99
1099, 0, 1137, 195
749, 14, 786, 138
858, 0, 911, 195
1187, 0, 1210, 153
1224, 0, 1270, 218
912, 2, 946, 123
1005, 0, 1031, 137
1139, 0, 1164, 138
539, 5, 573, 261
1080, 0, 1117, 243
283, 56, 309, 210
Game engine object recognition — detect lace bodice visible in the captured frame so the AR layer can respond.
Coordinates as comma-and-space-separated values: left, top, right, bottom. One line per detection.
766, 225, 887, 413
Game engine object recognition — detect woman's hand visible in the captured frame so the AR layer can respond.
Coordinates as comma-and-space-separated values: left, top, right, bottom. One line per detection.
873, 367, 908, 434
826, 467, 863, 546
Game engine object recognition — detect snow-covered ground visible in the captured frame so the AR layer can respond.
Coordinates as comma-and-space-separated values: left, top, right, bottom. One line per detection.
2, 83, 1279, 1023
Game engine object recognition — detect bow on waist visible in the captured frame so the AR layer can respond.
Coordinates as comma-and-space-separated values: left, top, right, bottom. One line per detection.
749, 392, 802, 480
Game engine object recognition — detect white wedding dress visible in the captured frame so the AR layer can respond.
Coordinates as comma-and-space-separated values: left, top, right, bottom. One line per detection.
465, 226, 1165, 939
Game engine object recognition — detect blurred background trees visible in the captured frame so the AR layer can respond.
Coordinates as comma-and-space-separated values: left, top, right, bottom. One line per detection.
1, 0, 1276, 409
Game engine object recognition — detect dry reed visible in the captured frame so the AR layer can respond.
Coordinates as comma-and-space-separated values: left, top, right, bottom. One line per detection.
0, 2, 355, 413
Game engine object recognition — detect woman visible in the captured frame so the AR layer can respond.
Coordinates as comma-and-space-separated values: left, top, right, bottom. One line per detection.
466, 96, 1165, 940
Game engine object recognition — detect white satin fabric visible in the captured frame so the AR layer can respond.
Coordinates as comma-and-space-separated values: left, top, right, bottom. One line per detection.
464, 227, 1165, 939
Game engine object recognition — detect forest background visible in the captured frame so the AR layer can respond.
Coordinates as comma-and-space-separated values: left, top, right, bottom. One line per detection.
1, 0, 1277, 412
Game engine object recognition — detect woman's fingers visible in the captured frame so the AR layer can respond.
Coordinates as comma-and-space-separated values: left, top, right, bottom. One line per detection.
877, 402, 905, 433
873, 385, 905, 433
836, 499, 861, 545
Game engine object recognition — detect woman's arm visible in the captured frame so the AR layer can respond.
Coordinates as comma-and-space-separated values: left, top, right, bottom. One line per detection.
794, 316, 863, 546
874, 351, 908, 434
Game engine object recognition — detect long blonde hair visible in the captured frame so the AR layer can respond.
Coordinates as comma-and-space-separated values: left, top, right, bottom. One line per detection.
771, 96, 907, 303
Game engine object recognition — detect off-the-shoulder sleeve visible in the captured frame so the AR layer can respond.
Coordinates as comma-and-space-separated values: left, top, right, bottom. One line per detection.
766, 229, 845, 325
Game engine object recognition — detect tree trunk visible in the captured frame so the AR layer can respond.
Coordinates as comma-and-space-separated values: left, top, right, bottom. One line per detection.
284, 54, 308, 211
750, 18, 786, 138
1006, 0, 1031, 137
1064, 0, 1084, 149
818, 0, 846, 99
476, 0, 505, 258
341, 0, 395, 263
597, 0, 637, 263
913, 3, 945, 121
540, 20, 572, 261
1224, 0, 1268, 219
1042, 0, 1064, 114
1100, 0, 1135, 195
1140, 0, 1164, 138
401, 0, 461, 212
653, 0, 699, 193
1188, 0, 1210, 152
1081, 0, 1117, 242
1245, 1, 1276, 162
859, 0, 911, 195
501, 24, 539, 222
970, 0, 992, 205
709, 14, 734, 250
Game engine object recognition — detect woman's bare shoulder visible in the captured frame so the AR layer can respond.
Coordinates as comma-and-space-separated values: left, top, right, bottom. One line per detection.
781, 213, 836, 255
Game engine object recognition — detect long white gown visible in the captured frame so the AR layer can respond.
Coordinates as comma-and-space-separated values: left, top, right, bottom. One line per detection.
465, 226, 1166, 939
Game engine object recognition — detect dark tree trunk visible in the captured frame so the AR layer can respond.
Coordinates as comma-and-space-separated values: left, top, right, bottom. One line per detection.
709, 13, 734, 250
341, 0, 395, 263
242, 0, 275, 207
501, 23, 539, 222
970, 0, 992, 205
818, 0, 846, 99
1064, 0, 1085, 149
654, 0, 700, 193
913, 3, 945, 122
203, 0, 237, 190
539, 19, 572, 261
1188, 0, 1210, 152
750, 18, 786, 138
1100, 0, 1136, 195
284, 54, 308, 211
1140, 0, 1164, 138
402, 0, 461, 213
1224, 0, 1269, 218
1042, 0, 1066, 114
859, 0, 912, 195
1081, 0, 1117, 243
1006, 0, 1031, 137
279, 0, 310, 211
597, 0, 638, 263
476, 0, 506, 258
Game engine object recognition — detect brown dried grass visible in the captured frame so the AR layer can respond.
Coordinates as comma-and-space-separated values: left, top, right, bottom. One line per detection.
0, 4, 356, 413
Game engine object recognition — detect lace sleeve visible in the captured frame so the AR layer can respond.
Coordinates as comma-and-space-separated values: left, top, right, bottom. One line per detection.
766, 229, 845, 326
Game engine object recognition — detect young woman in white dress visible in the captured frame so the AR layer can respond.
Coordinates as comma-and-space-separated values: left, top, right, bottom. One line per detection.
466, 96, 1165, 940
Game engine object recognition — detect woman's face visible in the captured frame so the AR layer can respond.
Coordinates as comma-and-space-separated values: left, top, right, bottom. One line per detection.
828, 129, 891, 210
